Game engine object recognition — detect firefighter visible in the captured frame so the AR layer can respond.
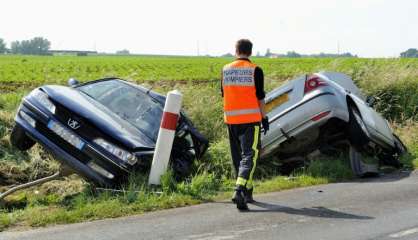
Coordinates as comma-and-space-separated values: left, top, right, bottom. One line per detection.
221, 39, 269, 210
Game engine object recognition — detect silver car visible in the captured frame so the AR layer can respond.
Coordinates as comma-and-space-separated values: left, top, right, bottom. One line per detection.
261, 72, 406, 176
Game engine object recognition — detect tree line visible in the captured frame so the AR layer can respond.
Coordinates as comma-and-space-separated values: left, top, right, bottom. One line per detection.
0, 37, 51, 55
0, 37, 417, 58
222, 49, 358, 58
400, 48, 418, 58
264, 49, 358, 58
223, 48, 418, 59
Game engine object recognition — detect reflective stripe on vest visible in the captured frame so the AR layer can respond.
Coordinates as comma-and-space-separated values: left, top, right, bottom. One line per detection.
222, 60, 262, 124
224, 108, 261, 116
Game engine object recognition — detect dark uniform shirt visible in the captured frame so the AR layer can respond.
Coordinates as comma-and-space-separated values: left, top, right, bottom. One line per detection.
221, 58, 265, 100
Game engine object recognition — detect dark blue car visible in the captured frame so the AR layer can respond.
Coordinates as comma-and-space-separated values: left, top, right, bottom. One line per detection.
11, 78, 208, 187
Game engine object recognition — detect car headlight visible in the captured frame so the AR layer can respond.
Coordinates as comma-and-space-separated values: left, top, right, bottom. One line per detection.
32, 89, 56, 114
94, 138, 137, 165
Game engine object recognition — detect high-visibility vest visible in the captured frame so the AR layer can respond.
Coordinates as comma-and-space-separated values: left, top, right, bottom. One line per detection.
222, 59, 262, 124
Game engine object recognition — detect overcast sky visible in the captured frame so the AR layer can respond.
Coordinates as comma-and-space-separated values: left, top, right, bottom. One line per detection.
1, 0, 417, 57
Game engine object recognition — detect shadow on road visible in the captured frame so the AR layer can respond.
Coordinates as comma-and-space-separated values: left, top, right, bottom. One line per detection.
248, 201, 374, 220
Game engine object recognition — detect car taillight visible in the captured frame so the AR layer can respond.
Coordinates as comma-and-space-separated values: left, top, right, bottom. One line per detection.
304, 75, 328, 94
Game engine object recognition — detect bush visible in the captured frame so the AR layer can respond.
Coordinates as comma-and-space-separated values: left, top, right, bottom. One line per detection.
372, 78, 418, 121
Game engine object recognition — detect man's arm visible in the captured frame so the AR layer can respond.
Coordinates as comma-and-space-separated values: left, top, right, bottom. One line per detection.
254, 67, 266, 118
258, 99, 266, 118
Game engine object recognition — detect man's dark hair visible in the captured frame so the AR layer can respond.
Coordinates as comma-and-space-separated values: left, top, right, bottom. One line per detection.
235, 39, 252, 56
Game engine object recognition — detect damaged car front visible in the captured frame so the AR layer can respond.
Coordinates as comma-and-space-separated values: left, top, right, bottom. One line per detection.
11, 78, 208, 187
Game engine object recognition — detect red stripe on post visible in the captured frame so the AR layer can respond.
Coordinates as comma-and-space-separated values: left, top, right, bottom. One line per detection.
161, 111, 179, 130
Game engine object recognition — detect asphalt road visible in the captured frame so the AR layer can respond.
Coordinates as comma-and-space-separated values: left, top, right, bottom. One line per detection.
2, 170, 418, 240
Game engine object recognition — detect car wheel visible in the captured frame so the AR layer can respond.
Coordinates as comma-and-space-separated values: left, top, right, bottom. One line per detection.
348, 105, 369, 150
10, 124, 35, 151
349, 145, 379, 177
170, 151, 194, 180
379, 134, 405, 169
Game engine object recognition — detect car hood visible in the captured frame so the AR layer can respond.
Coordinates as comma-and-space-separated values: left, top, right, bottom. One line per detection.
41, 85, 156, 150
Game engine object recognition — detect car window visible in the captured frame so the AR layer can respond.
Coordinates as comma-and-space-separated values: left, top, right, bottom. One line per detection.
77, 80, 163, 140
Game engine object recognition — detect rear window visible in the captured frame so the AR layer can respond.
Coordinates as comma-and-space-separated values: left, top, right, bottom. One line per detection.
77, 80, 163, 140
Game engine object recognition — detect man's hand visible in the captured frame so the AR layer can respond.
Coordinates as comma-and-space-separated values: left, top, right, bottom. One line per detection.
261, 117, 269, 135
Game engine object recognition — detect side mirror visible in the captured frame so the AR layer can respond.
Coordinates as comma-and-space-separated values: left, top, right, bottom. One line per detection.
68, 78, 79, 87
366, 96, 376, 107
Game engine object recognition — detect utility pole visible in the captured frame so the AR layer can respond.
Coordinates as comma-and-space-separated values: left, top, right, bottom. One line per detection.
197, 40, 200, 56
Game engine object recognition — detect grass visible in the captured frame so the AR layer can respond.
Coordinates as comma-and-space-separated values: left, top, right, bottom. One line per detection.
393, 120, 418, 168
0, 170, 333, 231
0, 55, 417, 231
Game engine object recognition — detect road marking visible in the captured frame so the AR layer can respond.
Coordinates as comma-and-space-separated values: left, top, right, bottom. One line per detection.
188, 226, 265, 240
389, 227, 418, 238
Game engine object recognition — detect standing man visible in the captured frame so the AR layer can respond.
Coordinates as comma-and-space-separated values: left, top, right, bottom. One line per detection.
221, 39, 269, 210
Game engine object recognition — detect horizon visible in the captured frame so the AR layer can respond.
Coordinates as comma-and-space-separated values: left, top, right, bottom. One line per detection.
1, 0, 417, 58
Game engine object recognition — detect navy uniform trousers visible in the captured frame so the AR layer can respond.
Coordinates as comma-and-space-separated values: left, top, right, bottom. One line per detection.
227, 122, 261, 189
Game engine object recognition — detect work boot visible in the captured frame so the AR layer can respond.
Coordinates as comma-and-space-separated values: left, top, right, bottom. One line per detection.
231, 186, 249, 210
245, 188, 254, 203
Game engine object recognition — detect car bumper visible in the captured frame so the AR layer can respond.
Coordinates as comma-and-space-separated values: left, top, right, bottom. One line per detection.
261, 92, 349, 157
15, 101, 129, 186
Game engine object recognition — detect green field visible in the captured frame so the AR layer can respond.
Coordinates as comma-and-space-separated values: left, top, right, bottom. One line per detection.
0, 55, 417, 231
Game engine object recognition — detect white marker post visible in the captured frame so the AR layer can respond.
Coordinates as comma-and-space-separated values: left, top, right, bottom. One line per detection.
148, 90, 183, 185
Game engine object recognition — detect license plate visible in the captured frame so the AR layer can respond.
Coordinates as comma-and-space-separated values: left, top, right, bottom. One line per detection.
266, 93, 289, 113
47, 120, 85, 150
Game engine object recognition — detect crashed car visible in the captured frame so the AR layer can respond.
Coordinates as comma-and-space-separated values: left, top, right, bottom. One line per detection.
10, 78, 208, 187
261, 72, 407, 176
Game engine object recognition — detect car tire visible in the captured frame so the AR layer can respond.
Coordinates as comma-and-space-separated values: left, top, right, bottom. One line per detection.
348, 105, 369, 151
170, 151, 194, 180
349, 145, 379, 177
10, 124, 36, 151
379, 134, 405, 169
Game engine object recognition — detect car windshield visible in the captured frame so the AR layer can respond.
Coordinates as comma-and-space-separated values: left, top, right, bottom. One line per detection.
77, 80, 163, 141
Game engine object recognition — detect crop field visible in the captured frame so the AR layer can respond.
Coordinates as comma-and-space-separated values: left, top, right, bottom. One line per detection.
0, 55, 417, 230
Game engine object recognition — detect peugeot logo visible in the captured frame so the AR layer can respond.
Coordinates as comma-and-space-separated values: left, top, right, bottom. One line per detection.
68, 118, 81, 130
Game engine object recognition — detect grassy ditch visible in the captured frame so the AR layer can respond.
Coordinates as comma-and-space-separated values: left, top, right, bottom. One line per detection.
0, 56, 417, 231
0, 171, 332, 231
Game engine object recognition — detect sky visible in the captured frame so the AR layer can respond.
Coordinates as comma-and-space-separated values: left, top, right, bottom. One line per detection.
1, 0, 417, 57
